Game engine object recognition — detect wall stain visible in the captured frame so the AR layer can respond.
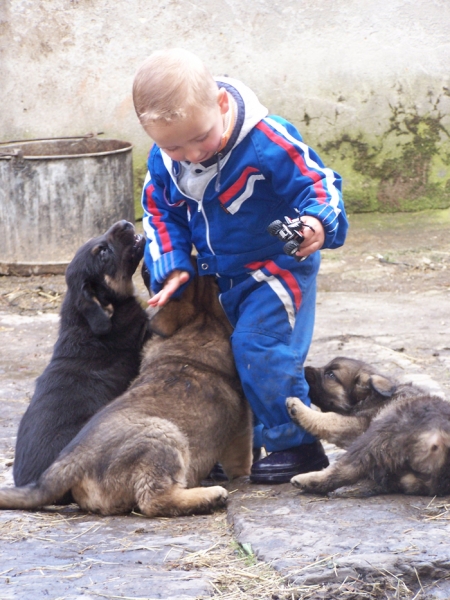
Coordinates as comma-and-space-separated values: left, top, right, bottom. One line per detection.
316, 94, 450, 213
133, 155, 149, 220
133, 96, 450, 217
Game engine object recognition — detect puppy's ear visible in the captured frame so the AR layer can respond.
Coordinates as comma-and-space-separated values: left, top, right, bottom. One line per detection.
369, 374, 396, 397
79, 283, 114, 335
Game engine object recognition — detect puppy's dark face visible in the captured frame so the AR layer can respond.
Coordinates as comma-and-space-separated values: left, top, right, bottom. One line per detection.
88, 220, 145, 296
305, 357, 395, 415
65, 220, 145, 335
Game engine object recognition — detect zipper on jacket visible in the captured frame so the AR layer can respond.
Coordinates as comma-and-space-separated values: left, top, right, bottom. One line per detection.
214, 152, 223, 192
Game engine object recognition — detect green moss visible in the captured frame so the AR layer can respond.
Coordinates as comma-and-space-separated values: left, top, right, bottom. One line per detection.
133, 153, 149, 221
348, 206, 450, 231
316, 100, 450, 213
131, 98, 450, 216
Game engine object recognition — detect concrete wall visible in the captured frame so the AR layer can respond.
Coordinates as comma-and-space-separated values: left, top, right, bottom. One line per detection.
1, 0, 450, 213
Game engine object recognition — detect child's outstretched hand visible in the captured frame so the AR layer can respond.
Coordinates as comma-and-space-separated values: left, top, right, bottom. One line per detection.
295, 216, 325, 259
148, 269, 190, 307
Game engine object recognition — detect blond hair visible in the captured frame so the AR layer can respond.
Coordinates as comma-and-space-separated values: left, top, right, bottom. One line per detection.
133, 48, 218, 125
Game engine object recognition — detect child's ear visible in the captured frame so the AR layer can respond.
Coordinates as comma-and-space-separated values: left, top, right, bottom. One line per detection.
218, 87, 229, 114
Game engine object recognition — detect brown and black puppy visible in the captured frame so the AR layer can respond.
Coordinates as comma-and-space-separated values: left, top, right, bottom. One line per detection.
288, 357, 396, 449
13, 221, 150, 495
286, 357, 450, 496
0, 272, 253, 517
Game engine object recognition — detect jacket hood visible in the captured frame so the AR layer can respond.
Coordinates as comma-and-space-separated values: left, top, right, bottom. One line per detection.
215, 76, 269, 150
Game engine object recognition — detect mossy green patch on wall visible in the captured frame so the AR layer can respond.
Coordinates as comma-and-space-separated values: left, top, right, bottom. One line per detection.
133, 153, 148, 221
131, 89, 450, 219
314, 92, 450, 213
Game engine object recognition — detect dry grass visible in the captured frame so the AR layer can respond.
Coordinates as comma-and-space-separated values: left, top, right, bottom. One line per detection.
171, 539, 425, 600
413, 496, 450, 522
161, 512, 439, 600
0, 490, 448, 599
0, 285, 62, 312
166, 519, 322, 600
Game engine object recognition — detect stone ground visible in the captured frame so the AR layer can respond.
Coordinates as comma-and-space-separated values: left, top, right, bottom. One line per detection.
0, 209, 450, 599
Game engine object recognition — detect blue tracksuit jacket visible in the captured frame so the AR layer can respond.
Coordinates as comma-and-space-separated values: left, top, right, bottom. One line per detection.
142, 77, 348, 452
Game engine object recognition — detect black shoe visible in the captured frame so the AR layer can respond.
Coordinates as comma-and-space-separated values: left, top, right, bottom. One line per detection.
202, 449, 263, 486
253, 447, 262, 463
201, 463, 229, 486
250, 441, 329, 484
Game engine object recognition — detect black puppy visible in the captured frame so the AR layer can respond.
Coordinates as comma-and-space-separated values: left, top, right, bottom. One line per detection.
13, 220, 150, 497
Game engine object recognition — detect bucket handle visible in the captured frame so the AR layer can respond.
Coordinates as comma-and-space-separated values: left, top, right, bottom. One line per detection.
0, 149, 23, 159
0, 132, 104, 147
0, 133, 106, 159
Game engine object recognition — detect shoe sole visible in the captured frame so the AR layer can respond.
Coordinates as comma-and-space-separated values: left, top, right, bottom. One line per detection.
249, 457, 329, 485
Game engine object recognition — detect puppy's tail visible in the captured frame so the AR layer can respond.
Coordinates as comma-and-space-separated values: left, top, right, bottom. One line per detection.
0, 457, 80, 510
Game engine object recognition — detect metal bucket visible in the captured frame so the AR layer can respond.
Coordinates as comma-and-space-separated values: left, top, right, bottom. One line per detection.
0, 136, 134, 275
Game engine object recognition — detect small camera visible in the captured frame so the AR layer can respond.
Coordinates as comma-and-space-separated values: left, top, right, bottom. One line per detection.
267, 216, 312, 261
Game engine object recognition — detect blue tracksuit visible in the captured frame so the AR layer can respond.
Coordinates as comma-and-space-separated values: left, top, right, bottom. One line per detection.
142, 77, 348, 452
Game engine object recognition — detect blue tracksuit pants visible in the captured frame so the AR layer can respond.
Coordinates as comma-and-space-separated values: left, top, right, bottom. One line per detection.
218, 252, 320, 452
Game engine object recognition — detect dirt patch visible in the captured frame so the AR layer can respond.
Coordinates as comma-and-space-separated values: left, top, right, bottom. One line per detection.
1, 210, 450, 315
318, 209, 450, 294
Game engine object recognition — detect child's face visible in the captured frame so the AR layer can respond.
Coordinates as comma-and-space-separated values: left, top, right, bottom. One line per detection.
144, 88, 229, 163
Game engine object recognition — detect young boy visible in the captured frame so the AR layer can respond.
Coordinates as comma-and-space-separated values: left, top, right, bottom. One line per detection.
133, 48, 348, 484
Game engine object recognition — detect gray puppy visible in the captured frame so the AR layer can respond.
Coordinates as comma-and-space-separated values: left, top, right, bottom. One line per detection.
286, 357, 450, 496
0, 273, 253, 517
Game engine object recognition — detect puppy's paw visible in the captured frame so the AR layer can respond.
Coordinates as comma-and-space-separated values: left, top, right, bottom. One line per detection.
290, 473, 310, 492
208, 485, 229, 509
286, 396, 308, 420
291, 472, 329, 495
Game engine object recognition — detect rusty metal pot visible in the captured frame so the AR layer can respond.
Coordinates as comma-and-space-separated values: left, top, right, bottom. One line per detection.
0, 136, 134, 275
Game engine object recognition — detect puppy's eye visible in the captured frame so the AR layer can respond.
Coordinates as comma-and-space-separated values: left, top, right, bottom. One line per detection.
325, 370, 337, 380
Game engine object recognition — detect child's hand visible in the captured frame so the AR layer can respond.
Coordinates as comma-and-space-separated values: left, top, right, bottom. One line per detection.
148, 270, 190, 307
295, 216, 325, 259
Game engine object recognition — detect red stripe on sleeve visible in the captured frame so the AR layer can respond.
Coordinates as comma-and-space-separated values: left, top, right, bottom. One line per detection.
145, 184, 173, 253
218, 166, 260, 204
256, 121, 327, 203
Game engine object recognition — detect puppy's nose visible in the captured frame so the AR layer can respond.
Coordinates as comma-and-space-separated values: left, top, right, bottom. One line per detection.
108, 220, 134, 235
117, 220, 134, 231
